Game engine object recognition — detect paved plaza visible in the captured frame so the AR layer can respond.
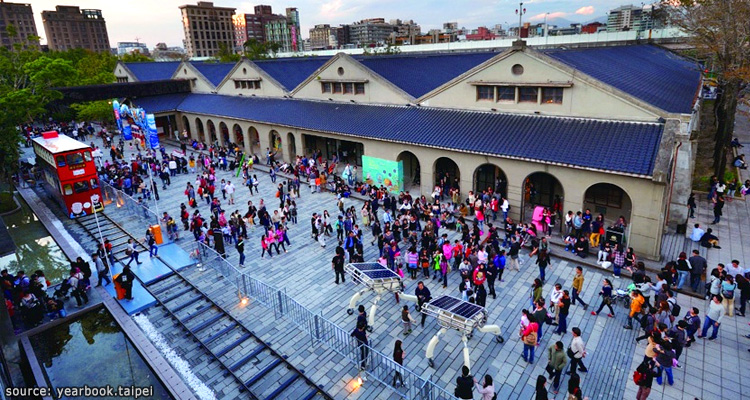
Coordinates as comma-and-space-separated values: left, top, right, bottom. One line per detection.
53, 119, 750, 400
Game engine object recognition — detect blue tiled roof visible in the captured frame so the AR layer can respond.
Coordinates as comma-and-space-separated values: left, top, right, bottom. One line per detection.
542, 45, 700, 114
133, 93, 190, 114
124, 62, 180, 82
354, 52, 498, 98
136, 93, 664, 176
253, 57, 329, 90
190, 62, 236, 87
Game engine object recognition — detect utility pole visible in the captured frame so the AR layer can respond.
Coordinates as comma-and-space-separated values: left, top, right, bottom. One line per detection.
515, 2, 526, 39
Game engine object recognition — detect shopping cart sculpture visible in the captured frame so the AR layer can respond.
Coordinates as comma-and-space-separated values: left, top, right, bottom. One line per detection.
345, 263, 403, 332
410, 294, 504, 369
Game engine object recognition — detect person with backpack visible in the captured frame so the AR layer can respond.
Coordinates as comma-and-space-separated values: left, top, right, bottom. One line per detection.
472, 374, 495, 400
625, 289, 645, 330
521, 312, 539, 363
666, 320, 688, 362
115, 265, 136, 301
683, 307, 701, 346
591, 278, 615, 318
634, 358, 657, 400
545, 341, 567, 394
566, 327, 588, 374
654, 341, 676, 386
721, 275, 738, 316
67, 268, 88, 308
635, 307, 658, 343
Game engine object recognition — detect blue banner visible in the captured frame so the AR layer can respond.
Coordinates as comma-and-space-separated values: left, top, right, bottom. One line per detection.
122, 123, 132, 140
146, 114, 160, 149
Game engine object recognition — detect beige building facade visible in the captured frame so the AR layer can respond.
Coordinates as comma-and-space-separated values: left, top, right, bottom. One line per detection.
117, 42, 702, 259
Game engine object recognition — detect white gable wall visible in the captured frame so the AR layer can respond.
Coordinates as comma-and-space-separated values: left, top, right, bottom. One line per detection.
216, 60, 287, 97
293, 56, 412, 105
422, 51, 660, 121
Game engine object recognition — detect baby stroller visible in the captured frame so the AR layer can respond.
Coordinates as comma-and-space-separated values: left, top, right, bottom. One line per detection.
53, 280, 72, 300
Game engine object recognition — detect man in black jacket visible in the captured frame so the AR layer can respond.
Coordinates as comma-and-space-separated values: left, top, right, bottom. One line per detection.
455, 366, 474, 399
415, 281, 431, 327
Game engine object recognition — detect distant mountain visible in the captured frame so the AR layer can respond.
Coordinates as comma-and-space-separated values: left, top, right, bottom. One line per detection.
583, 15, 608, 24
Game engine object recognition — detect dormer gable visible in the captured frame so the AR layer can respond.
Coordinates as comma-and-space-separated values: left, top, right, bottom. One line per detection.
215, 59, 287, 98
171, 61, 215, 93
291, 53, 414, 105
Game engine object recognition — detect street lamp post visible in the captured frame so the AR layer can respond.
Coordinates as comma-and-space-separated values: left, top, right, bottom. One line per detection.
515, 2, 526, 39
92, 195, 116, 292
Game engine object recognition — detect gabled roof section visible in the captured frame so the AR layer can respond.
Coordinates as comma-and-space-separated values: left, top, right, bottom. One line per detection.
190, 62, 236, 87
136, 93, 664, 177
541, 45, 701, 114
253, 57, 330, 91
214, 59, 287, 94
122, 61, 180, 82
354, 52, 498, 98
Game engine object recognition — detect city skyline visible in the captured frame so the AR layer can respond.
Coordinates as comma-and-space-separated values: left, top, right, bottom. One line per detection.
29, 0, 641, 49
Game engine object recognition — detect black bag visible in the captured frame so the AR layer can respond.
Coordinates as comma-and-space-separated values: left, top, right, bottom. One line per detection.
566, 347, 576, 358
670, 303, 681, 317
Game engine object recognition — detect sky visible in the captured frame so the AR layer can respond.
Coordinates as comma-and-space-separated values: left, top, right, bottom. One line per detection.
30, 0, 633, 48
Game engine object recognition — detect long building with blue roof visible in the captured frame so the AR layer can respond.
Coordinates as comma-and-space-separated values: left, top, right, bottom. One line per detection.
115, 41, 704, 259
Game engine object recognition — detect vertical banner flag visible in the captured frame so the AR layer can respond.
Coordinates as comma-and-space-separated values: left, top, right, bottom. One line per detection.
146, 114, 160, 149
112, 100, 122, 132
119, 103, 133, 140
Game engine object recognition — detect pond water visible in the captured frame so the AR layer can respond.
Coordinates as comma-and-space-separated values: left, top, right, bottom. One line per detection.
30, 307, 172, 400
0, 195, 70, 283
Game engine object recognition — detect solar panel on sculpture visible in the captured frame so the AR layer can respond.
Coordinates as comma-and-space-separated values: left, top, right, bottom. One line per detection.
352, 263, 384, 271
430, 295, 461, 311
453, 302, 484, 319
363, 269, 399, 279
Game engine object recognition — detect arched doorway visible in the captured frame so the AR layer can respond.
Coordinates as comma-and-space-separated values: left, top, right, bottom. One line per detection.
287, 132, 296, 160
397, 151, 420, 191
232, 124, 243, 147
219, 121, 229, 146
433, 157, 460, 198
181, 116, 190, 136
522, 172, 564, 222
248, 126, 260, 156
473, 164, 507, 197
195, 118, 205, 142
206, 120, 217, 144
583, 183, 633, 240
269, 130, 282, 158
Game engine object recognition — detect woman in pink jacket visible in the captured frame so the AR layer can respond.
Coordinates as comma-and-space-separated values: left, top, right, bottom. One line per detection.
260, 234, 273, 258
473, 375, 495, 400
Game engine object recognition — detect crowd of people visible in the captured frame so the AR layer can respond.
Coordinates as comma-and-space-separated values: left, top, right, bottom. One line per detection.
11, 123, 750, 399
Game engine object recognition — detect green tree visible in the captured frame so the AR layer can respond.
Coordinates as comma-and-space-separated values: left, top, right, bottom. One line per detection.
215, 42, 240, 62
665, 0, 750, 177
120, 50, 153, 63
71, 101, 115, 125
242, 39, 280, 60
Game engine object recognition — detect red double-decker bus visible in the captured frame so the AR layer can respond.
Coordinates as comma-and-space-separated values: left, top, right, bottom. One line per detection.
32, 131, 103, 218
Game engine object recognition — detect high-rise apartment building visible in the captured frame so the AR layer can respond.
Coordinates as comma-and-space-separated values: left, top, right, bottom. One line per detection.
0, 1, 38, 49
309, 24, 336, 50
606, 4, 663, 32
349, 18, 395, 46
285, 7, 302, 51
232, 5, 301, 52
179, 1, 236, 58
390, 19, 421, 37
41, 6, 109, 52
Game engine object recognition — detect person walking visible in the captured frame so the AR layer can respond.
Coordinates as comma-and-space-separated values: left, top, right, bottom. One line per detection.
545, 341, 567, 394
67, 269, 89, 308
654, 342, 676, 386
521, 313, 539, 363
683, 307, 701, 346
125, 238, 142, 266
567, 372, 584, 400
571, 266, 588, 310
566, 327, 588, 375
332, 252, 345, 284
392, 340, 405, 388
721, 275, 737, 316
591, 278, 615, 317
534, 375, 548, 400
92, 253, 111, 287
735, 274, 750, 317
549, 283, 563, 325
454, 366, 474, 400
533, 299, 548, 345
351, 323, 369, 373
674, 252, 691, 290
535, 249, 551, 283
697, 294, 725, 340
415, 281, 431, 327
625, 290, 645, 329
401, 305, 415, 335
472, 375, 495, 400
235, 235, 245, 267
116, 265, 135, 301
688, 249, 706, 293
485, 259, 497, 299
554, 291, 571, 335
635, 359, 657, 400
507, 237, 521, 271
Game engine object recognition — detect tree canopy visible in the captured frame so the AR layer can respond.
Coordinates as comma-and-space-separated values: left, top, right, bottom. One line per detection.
665, 0, 750, 177
0, 31, 120, 184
